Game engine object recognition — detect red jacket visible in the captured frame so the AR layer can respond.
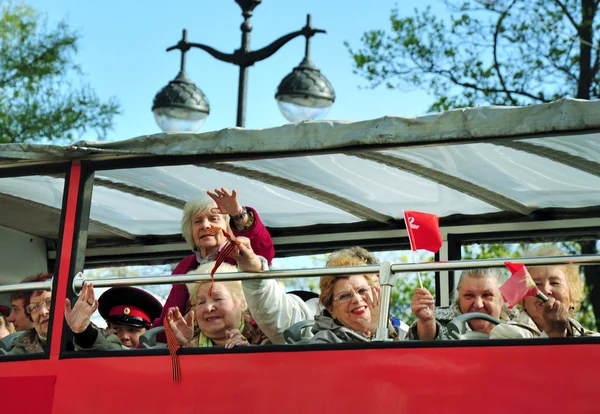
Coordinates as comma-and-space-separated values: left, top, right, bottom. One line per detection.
152, 207, 274, 329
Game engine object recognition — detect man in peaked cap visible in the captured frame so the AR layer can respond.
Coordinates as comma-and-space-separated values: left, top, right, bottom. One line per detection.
98, 286, 163, 348
65, 283, 162, 350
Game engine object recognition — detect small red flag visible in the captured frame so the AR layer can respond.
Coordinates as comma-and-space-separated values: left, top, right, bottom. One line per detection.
403, 211, 442, 253
499, 261, 540, 308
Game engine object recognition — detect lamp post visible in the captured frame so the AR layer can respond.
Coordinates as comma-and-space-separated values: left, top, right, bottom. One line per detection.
152, 0, 335, 131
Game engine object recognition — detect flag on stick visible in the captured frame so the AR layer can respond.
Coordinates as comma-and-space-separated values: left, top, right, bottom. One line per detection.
403, 210, 442, 288
403, 211, 442, 254
499, 262, 543, 308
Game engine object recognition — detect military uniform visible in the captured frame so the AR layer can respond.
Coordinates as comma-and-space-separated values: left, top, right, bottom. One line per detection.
73, 287, 163, 350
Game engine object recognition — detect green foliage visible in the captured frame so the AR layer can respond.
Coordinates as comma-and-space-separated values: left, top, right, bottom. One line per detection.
347, 0, 596, 111
390, 273, 435, 324
0, 1, 120, 143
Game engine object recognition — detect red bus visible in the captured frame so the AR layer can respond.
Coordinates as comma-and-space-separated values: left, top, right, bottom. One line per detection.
1, 98, 599, 413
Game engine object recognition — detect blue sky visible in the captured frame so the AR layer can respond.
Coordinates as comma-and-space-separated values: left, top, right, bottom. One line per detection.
28, 0, 440, 141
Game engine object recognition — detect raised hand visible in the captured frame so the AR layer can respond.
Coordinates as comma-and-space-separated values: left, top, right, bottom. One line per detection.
64, 282, 98, 334
207, 188, 243, 217
229, 236, 263, 272
166, 307, 195, 347
543, 297, 569, 338
411, 288, 435, 321
224, 328, 250, 349
356, 285, 382, 336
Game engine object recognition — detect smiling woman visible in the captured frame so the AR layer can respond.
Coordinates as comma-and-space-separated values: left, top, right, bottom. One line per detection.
311, 247, 400, 344
490, 246, 600, 339
152, 188, 274, 332
166, 262, 269, 348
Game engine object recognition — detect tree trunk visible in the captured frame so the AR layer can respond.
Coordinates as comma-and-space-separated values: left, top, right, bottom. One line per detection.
581, 241, 600, 330
578, 0, 594, 99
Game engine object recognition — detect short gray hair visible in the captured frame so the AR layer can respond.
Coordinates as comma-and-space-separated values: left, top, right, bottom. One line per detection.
181, 194, 231, 251
454, 268, 505, 299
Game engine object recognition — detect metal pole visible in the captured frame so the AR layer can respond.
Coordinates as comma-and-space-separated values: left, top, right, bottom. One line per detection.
375, 262, 393, 341
66, 254, 600, 295
0, 279, 53, 294
236, 5, 253, 127
237, 66, 248, 127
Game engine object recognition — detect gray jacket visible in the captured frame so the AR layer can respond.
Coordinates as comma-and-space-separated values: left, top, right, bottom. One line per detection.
408, 301, 519, 340
310, 310, 370, 344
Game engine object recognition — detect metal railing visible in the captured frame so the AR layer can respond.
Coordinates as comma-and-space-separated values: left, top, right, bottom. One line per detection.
2, 254, 600, 342
70, 254, 600, 293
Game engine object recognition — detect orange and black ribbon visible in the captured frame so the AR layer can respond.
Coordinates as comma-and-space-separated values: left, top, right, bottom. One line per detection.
206, 227, 240, 296
163, 317, 181, 382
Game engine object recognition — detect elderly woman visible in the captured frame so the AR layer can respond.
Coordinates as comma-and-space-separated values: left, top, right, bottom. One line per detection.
243, 246, 398, 344
166, 263, 269, 348
6, 273, 53, 354
409, 268, 518, 340
310, 249, 399, 344
490, 246, 599, 339
153, 188, 274, 329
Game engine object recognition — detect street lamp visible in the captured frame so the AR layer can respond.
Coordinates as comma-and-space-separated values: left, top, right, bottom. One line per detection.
152, 0, 335, 131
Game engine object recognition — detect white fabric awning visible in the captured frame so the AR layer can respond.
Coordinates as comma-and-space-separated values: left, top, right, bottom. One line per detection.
0, 98, 599, 252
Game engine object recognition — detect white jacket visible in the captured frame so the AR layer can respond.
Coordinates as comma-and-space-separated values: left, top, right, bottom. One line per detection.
242, 279, 321, 344
490, 310, 598, 339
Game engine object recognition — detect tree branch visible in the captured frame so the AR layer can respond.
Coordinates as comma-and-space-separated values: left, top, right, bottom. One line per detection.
437, 67, 552, 102
553, 0, 581, 35
492, 0, 519, 105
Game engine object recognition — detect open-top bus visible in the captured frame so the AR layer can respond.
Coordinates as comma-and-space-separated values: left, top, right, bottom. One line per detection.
1, 98, 599, 413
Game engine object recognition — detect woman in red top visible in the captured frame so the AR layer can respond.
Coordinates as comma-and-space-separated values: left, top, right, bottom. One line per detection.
152, 188, 274, 328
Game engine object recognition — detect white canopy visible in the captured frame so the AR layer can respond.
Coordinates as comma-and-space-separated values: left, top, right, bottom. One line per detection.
1, 98, 599, 260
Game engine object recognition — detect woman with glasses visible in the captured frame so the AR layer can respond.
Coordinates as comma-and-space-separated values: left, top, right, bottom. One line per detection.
5, 273, 53, 355
311, 250, 399, 344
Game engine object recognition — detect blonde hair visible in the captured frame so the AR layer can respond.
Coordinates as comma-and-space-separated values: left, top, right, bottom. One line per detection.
320, 247, 379, 312
524, 245, 584, 314
186, 262, 246, 310
0, 316, 15, 335
181, 194, 232, 251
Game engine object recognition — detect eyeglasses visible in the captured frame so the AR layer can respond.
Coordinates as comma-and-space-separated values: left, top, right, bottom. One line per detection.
334, 286, 371, 303
26, 297, 52, 314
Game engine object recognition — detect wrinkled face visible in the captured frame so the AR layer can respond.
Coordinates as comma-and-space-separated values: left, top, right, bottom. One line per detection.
27, 291, 52, 339
109, 323, 147, 348
195, 283, 243, 341
458, 276, 503, 334
8, 299, 33, 332
523, 267, 571, 331
330, 275, 373, 333
191, 207, 228, 257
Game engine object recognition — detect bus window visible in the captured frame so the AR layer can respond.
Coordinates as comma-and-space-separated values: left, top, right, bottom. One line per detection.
0, 173, 65, 357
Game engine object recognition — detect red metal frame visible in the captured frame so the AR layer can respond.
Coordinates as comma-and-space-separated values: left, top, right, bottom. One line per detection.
2, 343, 599, 413
2, 161, 599, 414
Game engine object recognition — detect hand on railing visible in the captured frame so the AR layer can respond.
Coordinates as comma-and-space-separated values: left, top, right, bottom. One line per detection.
224, 328, 250, 349
166, 307, 195, 347
64, 282, 98, 334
